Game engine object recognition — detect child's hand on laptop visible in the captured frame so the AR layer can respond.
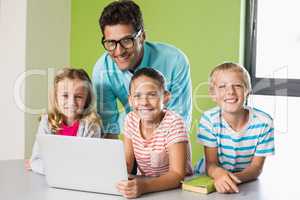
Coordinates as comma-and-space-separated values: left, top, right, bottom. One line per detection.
24, 159, 32, 171
116, 178, 144, 198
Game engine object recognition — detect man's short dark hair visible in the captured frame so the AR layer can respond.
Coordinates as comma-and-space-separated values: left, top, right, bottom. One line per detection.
99, 0, 144, 34
129, 68, 166, 93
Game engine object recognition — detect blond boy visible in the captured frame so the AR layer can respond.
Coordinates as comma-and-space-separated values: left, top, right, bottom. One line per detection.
195, 62, 274, 193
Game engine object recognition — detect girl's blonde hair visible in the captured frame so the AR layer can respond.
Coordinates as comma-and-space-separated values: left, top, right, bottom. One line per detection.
208, 62, 252, 94
48, 68, 101, 133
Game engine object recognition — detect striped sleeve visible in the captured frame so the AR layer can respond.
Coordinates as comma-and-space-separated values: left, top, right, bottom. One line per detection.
255, 120, 275, 156
197, 113, 217, 147
166, 118, 189, 146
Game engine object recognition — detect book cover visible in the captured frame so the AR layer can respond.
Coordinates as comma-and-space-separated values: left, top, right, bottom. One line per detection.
181, 175, 215, 194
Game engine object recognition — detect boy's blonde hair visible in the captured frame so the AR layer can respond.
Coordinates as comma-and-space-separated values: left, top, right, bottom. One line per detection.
48, 68, 101, 133
209, 62, 252, 94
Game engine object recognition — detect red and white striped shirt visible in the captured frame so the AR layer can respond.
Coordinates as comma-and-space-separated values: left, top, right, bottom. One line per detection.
124, 109, 193, 177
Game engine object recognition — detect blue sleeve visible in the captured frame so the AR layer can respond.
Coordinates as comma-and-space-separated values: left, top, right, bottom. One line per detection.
167, 52, 192, 129
92, 58, 120, 134
255, 120, 275, 156
197, 113, 218, 147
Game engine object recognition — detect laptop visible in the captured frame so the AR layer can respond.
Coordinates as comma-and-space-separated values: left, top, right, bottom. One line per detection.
37, 134, 128, 195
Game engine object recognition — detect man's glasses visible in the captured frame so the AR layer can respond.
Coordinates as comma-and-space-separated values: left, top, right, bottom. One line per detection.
102, 29, 142, 51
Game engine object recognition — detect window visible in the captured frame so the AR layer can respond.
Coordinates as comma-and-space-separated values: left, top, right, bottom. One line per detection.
245, 0, 300, 96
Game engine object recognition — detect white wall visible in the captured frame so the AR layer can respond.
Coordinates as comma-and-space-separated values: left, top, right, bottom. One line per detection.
0, 0, 27, 160
0, 0, 70, 160
25, 0, 70, 158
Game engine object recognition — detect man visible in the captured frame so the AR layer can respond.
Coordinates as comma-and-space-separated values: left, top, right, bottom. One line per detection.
93, 0, 192, 139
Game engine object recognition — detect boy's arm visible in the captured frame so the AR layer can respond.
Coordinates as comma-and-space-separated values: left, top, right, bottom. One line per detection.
117, 142, 187, 198
234, 116, 274, 182
234, 156, 265, 182
205, 146, 221, 176
141, 142, 187, 191
205, 146, 241, 193
124, 136, 135, 174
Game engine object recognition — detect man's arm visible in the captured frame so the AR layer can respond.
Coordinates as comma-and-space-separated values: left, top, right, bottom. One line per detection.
167, 53, 192, 129
92, 61, 120, 137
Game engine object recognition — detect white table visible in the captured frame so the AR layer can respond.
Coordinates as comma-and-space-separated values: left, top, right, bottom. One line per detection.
0, 160, 296, 200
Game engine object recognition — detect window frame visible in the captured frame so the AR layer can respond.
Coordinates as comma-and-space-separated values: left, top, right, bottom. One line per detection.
244, 0, 300, 97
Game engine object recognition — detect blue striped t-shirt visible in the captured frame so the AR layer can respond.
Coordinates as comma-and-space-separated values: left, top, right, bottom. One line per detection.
197, 106, 275, 173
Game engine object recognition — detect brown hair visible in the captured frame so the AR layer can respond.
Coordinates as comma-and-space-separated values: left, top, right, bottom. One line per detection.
129, 67, 166, 93
99, 0, 144, 34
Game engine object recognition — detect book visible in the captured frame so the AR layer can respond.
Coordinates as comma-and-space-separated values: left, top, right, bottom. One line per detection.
181, 175, 215, 194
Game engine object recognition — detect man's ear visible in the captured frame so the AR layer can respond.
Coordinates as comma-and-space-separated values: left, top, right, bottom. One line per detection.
140, 31, 146, 43
136, 31, 145, 51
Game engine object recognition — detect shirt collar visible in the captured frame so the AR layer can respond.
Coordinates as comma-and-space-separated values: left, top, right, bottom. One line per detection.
133, 41, 150, 73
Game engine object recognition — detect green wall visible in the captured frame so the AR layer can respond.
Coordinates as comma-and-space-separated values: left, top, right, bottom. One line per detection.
71, 0, 244, 164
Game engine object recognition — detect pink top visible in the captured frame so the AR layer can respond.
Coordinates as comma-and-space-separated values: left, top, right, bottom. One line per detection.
124, 109, 193, 177
58, 121, 80, 136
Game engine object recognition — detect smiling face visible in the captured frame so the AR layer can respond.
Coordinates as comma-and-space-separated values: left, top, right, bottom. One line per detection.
210, 70, 249, 116
56, 78, 88, 125
129, 75, 170, 124
103, 24, 145, 71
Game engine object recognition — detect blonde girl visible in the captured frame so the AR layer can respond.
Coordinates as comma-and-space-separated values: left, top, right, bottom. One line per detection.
26, 68, 103, 174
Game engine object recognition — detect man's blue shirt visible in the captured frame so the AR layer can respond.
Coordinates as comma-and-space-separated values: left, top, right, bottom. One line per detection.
92, 41, 192, 134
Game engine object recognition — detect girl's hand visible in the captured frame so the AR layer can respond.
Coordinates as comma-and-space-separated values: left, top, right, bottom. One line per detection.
116, 179, 144, 199
213, 168, 241, 193
24, 159, 32, 171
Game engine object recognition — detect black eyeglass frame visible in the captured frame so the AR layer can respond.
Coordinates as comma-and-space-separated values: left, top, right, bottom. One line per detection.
101, 29, 143, 51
